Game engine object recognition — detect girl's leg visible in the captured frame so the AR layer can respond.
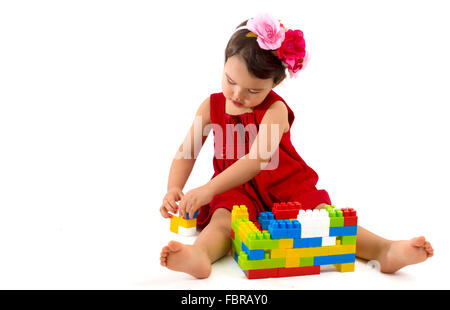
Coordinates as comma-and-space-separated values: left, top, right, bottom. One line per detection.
160, 208, 231, 279
315, 203, 434, 273
356, 226, 434, 273
193, 208, 231, 263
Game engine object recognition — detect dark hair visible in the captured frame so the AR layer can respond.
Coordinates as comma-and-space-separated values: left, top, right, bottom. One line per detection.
224, 20, 287, 85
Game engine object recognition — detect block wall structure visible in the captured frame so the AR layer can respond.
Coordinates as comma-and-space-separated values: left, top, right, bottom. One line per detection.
231, 202, 358, 279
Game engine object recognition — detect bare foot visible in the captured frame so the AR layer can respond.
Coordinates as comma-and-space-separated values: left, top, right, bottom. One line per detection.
160, 240, 212, 279
378, 236, 434, 273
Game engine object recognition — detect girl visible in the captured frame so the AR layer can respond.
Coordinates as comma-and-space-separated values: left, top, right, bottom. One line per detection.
159, 14, 434, 279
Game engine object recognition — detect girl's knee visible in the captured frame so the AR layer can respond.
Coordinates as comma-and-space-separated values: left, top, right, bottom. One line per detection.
210, 208, 231, 230
211, 208, 231, 221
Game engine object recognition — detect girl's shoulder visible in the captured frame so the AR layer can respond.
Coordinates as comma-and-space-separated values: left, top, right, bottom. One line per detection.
192, 96, 211, 124
257, 90, 295, 128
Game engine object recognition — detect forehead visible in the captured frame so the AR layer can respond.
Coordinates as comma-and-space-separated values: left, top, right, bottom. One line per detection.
224, 55, 272, 88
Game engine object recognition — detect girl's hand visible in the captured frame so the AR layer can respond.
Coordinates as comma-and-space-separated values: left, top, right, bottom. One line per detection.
160, 187, 184, 218
179, 184, 214, 219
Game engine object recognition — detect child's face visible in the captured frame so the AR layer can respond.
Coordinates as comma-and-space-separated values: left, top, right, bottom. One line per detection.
222, 55, 276, 109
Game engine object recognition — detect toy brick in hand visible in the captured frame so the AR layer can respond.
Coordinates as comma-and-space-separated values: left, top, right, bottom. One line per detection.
169, 209, 199, 236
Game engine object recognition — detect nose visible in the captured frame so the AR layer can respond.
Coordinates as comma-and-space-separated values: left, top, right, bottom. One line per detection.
233, 87, 244, 102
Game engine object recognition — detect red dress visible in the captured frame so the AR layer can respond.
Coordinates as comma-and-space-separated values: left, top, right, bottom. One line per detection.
197, 90, 331, 228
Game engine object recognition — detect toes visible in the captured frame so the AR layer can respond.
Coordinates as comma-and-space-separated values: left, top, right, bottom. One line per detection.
168, 240, 184, 252
160, 246, 170, 255
160, 254, 167, 266
411, 236, 426, 247
421, 241, 434, 257
424, 242, 433, 252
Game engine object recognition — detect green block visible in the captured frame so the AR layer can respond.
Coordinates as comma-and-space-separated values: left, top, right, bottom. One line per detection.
238, 252, 285, 270
330, 216, 344, 227
325, 205, 335, 213
340, 235, 357, 245
300, 257, 314, 267
245, 231, 279, 250
329, 208, 344, 227
232, 232, 242, 254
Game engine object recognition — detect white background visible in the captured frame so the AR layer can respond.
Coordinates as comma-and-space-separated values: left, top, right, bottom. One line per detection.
0, 0, 449, 289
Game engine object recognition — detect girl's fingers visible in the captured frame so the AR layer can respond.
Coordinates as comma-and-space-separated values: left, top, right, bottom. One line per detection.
183, 200, 192, 219
178, 199, 186, 217
165, 197, 177, 213
160, 204, 170, 218
186, 201, 196, 219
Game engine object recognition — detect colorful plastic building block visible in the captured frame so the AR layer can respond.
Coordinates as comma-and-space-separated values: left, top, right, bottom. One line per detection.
231, 203, 358, 279
272, 202, 302, 219
169, 209, 198, 236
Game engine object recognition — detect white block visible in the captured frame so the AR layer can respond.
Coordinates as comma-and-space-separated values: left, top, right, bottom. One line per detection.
322, 236, 336, 246
298, 208, 331, 238
178, 226, 197, 237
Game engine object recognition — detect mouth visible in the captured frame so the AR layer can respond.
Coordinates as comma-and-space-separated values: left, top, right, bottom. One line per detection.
232, 100, 243, 107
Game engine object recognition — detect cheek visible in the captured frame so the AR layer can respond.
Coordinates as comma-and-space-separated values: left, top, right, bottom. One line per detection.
248, 94, 265, 106
222, 83, 233, 97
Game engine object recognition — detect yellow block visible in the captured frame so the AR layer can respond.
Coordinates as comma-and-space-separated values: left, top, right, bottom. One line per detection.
308, 246, 330, 257
178, 218, 196, 228
278, 239, 294, 249
270, 248, 287, 258
286, 248, 307, 257
334, 262, 355, 272
170, 216, 179, 234
328, 244, 356, 255
286, 246, 330, 258
237, 221, 259, 242
231, 205, 249, 222
285, 255, 300, 268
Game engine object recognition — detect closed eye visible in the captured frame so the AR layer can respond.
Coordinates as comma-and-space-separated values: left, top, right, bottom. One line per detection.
227, 78, 236, 85
226, 73, 262, 94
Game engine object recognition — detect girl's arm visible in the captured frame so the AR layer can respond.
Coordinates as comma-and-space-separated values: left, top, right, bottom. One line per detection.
207, 100, 289, 195
180, 100, 289, 217
160, 97, 211, 217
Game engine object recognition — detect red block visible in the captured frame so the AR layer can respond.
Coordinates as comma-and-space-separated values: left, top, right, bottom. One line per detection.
245, 268, 279, 279
273, 210, 300, 220
344, 216, 358, 226
277, 266, 320, 278
231, 229, 235, 240
272, 201, 302, 219
342, 208, 357, 217
342, 208, 358, 226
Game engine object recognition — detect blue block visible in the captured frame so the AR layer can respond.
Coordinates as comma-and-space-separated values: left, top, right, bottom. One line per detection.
308, 237, 322, 247
314, 254, 356, 266
287, 220, 301, 238
293, 237, 322, 248
268, 219, 302, 239
329, 226, 358, 237
241, 242, 265, 260
293, 238, 309, 248
258, 212, 275, 230
186, 210, 199, 220
268, 219, 289, 239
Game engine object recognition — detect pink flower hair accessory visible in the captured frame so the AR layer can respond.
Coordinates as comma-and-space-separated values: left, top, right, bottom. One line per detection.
235, 13, 309, 78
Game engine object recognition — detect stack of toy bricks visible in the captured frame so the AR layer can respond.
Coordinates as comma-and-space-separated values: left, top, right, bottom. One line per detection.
169, 210, 199, 236
230, 202, 358, 279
